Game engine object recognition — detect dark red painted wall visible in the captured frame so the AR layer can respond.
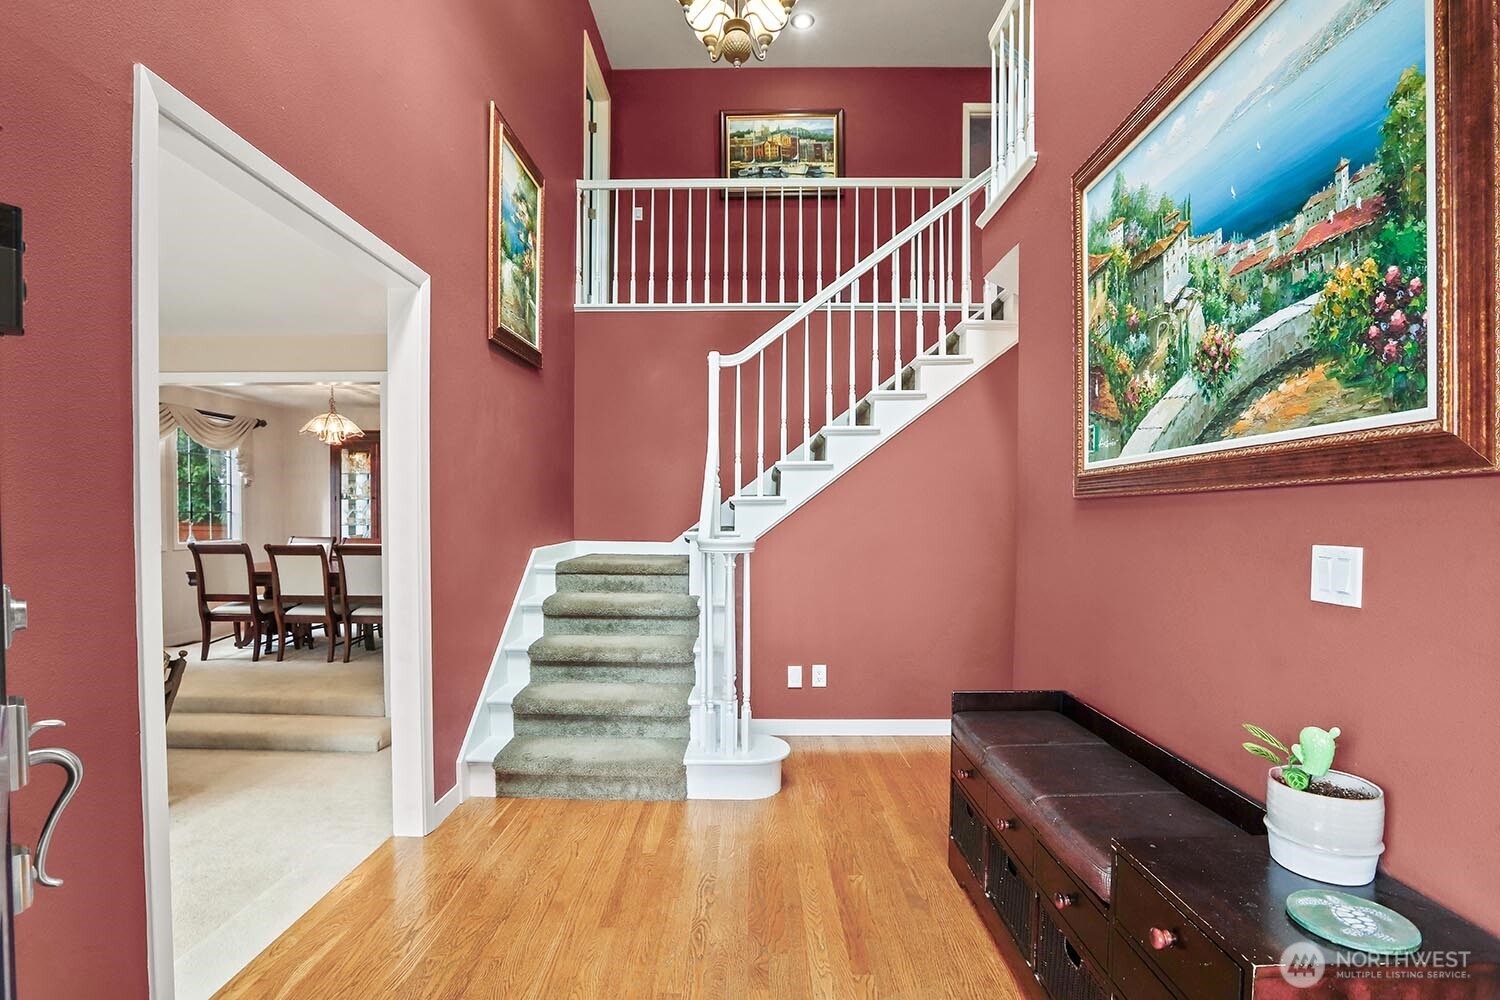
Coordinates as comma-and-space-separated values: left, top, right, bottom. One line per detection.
987, 0, 1500, 934
1, 0, 604, 993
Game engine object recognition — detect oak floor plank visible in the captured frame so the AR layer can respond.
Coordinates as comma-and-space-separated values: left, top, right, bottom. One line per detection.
215, 737, 1021, 999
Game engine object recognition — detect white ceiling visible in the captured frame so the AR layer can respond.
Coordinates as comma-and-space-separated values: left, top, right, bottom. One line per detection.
158, 123, 389, 339
591, 0, 998, 70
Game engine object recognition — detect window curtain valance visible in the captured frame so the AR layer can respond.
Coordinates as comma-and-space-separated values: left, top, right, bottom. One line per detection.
158, 403, 258, 485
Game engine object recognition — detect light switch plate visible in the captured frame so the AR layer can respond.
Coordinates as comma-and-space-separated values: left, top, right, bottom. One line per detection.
811, 664, 827, 688
787, 665, 802, 688
1311, 545, 1363, 608
632, 206, 645, 222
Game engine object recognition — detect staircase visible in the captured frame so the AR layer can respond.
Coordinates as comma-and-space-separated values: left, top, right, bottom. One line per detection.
491, 554, 696, 800
463, 144, 1034, 801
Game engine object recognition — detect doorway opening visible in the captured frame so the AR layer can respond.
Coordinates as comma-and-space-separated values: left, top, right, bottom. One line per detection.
582, 34, 612, 303
133, 67, 439, 999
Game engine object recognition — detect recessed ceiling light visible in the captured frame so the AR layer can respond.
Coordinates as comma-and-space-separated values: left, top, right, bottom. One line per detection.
790, 12, 816, 30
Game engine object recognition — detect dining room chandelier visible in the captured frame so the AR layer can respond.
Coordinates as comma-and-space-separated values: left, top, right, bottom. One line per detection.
678, 0, 797, 67
299, 388, 365, 446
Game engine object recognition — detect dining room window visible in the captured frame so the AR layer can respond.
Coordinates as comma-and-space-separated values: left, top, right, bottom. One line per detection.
176, 429, 241, 543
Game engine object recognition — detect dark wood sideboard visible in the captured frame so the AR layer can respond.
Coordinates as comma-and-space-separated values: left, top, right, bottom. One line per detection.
949, 691, 1500, 1000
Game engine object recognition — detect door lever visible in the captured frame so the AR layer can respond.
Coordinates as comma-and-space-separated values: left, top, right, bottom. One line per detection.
25, 740, 82, 888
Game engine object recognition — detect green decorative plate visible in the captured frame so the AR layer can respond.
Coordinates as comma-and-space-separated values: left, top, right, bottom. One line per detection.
1286, 890, 1422, 955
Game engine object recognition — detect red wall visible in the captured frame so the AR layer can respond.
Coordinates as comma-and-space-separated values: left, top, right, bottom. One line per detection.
1, 0, 603, 994
989, 0, 1500, 934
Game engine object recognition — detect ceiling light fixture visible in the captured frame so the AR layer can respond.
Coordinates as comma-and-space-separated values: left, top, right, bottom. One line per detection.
790, 11, 815, 29
299, 388, 365, 447
678, 0, 797, 67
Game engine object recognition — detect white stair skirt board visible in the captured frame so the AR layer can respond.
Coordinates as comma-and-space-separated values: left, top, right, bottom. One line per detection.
752, 719, 953, 737
457, 539, 692, 800
685, 734, 792, 800
708, 320, 1019, 545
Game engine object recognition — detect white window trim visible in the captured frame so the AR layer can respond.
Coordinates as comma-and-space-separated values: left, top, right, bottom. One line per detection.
170, 429, 244, 549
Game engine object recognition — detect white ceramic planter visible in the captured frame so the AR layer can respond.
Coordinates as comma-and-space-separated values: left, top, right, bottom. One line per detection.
1264, 767, 1385, 886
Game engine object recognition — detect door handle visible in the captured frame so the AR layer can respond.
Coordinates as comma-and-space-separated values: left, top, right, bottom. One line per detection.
26, 739, 82, 888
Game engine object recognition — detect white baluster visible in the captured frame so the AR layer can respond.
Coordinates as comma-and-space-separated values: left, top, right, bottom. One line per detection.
825, 302, 834, 428
892, 189, 900, 386
630, 190, 638, 305
802, 317, 810, 448
962, 193, 973, 321
912, 190, 924, 355
703, 187, 712, 306
779, 333, 788, 461
649, 189, 657, 305
760, 192, 768, 304
684, 187, 692, 305
666, 188, 674, 306
991, 38, 1000, 196
722, 185, 729, 306
575, 190, 584, 305
742, 187, 749, 304
835, 189, 842, 298
797, 186, 805, 303
734, 365, 742, 495
757, 353, 765, 496
870, 190, 880, 393
1027, 0, 1036, 160
739, 549, 752, 754
609, 188, 621, 305
778, 186, 786, 305
847, 291, 856, 418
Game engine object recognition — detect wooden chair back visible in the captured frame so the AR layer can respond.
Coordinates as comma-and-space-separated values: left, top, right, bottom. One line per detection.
265, 544, 334, 615
288, 535, 335, 554
334, 543, 382, 607
188, 542, 256, 604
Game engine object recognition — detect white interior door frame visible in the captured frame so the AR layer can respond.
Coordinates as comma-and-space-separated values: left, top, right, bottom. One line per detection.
583, 33, 612, 302
133, 65, 438, 999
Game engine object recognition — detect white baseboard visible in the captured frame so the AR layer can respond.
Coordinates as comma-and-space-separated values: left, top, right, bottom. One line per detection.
428, 783, 462, 831
751, 718, 952, 737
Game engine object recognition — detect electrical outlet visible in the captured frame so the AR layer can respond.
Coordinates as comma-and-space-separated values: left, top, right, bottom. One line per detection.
811, 664, 827, 688
787, 664, 802, 688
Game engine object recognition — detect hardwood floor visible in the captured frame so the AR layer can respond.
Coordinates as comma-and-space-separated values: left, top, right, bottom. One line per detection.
216, 737, 1022, 999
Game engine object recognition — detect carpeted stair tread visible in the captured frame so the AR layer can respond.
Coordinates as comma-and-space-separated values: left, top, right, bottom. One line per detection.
542, 591, 698, 619
527, 633, 696, 665
494, 735, 686, 778
555, 554, 689, 576
166, 712, 390, 752
513, 681, 691, 719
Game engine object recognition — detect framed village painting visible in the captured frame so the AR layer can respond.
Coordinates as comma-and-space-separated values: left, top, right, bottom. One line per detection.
720, 110, 844, 189
1073, 0, 1498, 496
488, 102, 544, 366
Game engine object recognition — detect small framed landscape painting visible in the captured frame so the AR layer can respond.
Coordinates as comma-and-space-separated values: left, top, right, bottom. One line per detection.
488, 102, 544, 366
1073, 0, 1498, 496
720, 110, 844, 191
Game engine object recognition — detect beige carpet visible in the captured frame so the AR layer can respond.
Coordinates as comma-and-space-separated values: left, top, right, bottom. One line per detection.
166, 635, 390, 752
169, 747, 391, 1000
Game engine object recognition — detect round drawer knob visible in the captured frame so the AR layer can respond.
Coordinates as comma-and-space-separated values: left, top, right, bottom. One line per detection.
957, 768, 975, 779
994, 818, 1015, 831
1053, 892, 1078, 909
1149, 927, 1179, 951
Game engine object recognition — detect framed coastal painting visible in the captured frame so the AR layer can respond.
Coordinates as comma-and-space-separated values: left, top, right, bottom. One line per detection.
1073, 0, 1498, 496
488, 102, 544, 366
720, 110, 844, 191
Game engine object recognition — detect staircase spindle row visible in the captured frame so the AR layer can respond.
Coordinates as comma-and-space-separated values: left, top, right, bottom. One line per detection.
576, 179, 968, 309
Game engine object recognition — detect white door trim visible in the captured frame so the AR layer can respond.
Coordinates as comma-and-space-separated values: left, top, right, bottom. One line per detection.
132, 65, 436, 999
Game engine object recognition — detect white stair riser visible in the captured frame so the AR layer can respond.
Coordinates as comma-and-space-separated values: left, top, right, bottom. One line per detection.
869, 397, 927, 428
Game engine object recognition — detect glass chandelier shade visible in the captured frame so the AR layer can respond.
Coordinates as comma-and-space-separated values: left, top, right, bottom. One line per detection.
299, 389, 365, 446
678, 0, 797, 67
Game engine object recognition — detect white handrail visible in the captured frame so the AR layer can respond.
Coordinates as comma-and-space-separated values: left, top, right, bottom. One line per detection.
720, 169, 992, 368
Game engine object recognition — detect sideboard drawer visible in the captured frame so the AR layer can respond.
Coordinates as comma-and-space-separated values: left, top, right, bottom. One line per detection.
1108, 930, 1176, 1000
1113, 858, 1241, 1000
984, 783, 1036, 873
1034, 846, 1108, 966
951, 742, 989, 810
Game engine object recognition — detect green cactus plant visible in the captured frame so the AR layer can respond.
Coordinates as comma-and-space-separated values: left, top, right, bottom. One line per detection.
1242, 723, 1341, 792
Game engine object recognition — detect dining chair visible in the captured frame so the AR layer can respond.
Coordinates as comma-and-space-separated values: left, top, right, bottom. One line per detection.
265, 543, 341, 662
187, 542, 274, 661
334, 542, 382, 663
288, 535, 335, 554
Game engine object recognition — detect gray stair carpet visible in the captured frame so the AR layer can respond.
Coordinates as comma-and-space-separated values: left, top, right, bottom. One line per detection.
494, 554, 695, 801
